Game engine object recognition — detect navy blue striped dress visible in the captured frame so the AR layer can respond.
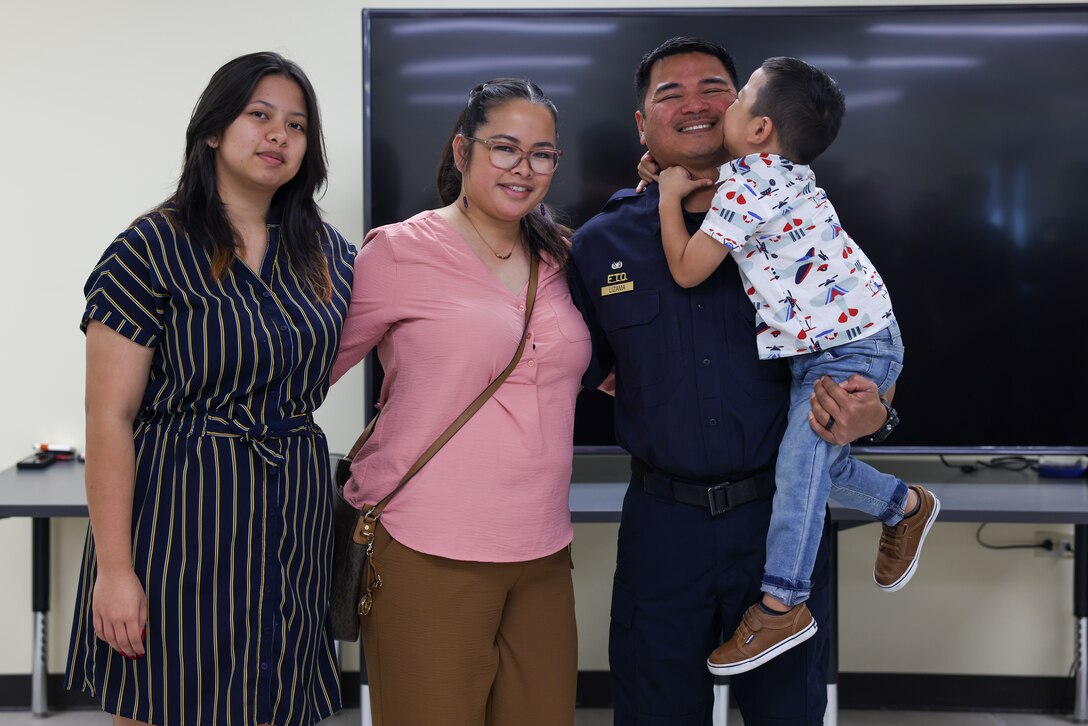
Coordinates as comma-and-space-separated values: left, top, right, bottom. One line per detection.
65, 211, 354, 726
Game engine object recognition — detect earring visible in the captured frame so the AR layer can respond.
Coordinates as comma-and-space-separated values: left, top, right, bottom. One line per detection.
539, 204, 546, 217
462, 196, 469, 209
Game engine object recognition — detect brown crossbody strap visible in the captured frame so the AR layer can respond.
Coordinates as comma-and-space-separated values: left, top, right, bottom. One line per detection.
346, 254, 540, 522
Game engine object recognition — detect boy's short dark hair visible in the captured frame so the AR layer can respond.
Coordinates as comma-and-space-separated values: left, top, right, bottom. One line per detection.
635, 36, 738, 112
751, 56, 846, 165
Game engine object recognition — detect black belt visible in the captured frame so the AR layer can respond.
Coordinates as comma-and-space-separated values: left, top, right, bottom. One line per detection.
631, 457, 776, 516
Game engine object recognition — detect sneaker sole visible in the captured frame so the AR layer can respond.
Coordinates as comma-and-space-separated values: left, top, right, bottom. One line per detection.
706, 620, 818, 677
875, 493, 941, 592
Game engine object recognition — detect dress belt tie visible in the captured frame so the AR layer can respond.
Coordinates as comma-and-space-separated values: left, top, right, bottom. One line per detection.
140, 405, 316, 467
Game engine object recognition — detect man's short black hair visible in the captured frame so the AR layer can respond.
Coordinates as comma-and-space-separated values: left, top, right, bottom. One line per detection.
751, 57, 846, 165
635, 36, 739, 112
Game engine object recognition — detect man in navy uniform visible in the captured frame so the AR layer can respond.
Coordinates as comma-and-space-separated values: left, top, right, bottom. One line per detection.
569, 37, 892, 725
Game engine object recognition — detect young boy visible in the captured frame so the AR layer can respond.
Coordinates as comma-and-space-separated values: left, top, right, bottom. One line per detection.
654, 56, 940, 676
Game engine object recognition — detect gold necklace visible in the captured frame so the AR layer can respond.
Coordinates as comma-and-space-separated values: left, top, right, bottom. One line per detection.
458, 205, 518, 260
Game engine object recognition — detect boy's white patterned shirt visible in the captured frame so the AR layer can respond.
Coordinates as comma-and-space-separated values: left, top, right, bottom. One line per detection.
700, 153, 895, 359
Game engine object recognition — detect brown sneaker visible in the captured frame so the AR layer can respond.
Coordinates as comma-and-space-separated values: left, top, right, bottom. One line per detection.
874, 485, 940, 592
707, 602, 817, 676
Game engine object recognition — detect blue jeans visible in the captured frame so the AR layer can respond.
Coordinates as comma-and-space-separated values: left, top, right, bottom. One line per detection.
762, 320, 909, 606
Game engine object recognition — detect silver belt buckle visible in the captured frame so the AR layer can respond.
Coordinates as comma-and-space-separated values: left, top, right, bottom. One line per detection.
707, 481, 731, 516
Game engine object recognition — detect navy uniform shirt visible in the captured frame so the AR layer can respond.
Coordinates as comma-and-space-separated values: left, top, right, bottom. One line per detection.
569, 185, 791, 482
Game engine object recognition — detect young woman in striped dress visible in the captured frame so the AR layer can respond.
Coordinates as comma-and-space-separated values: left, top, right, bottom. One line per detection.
65, 52, 353, 726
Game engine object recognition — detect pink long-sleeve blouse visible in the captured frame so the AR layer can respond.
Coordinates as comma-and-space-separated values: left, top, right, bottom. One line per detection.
331, 210, 591, 562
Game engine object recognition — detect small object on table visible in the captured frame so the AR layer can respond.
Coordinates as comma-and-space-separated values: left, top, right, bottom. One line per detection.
17, 452, 56, 470
1038, 455, 1088, 479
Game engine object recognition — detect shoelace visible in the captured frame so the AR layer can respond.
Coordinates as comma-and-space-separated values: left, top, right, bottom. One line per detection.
879, 521, 909, 557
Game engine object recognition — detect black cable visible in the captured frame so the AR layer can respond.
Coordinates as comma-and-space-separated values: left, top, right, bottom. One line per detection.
974, 522, 1049, 551
975, 456, 1035, 472
940, 454, 1035, 474
940, 454, 978, 474
1070, 622, 1080, 679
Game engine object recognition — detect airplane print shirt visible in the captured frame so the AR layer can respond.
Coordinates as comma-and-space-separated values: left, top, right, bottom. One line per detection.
700, 153, 895, 359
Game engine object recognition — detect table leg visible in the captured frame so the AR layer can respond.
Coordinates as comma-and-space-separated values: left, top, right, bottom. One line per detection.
824, 520, 839, 726
360, 685, 372, 726
1074, 525, 1088, 723
360, 644, 372, 726
31, 517, 50, 718
1077, 617, 1088, 724
712, 678, 729, 725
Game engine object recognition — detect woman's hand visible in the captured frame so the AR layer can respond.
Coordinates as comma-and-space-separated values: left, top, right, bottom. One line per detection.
84, 321, 154, 659
808, 374, 888, 446
92, 568, 147, 658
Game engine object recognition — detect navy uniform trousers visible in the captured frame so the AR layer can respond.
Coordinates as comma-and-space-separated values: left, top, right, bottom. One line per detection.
609, 474, 831, 726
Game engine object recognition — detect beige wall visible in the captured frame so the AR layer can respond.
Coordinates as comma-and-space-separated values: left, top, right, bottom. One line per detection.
0, 0, 1080, 682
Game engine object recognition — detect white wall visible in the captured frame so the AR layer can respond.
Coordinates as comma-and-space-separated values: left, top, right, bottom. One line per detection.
1, 0, 1080, 684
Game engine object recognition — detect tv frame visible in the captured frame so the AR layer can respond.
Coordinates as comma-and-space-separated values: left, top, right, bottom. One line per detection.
360, 5, 1088, 459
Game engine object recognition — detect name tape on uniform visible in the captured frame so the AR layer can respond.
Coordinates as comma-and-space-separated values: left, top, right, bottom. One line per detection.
602, 272, 634, 296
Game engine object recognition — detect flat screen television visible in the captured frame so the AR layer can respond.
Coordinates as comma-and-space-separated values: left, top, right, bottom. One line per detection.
361, 6, 1088, 454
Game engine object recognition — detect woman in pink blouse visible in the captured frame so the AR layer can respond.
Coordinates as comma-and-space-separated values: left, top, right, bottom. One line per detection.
331, 78, 591, 725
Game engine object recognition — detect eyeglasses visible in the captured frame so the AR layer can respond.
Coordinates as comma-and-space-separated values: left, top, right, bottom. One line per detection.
462, 136, 562, 175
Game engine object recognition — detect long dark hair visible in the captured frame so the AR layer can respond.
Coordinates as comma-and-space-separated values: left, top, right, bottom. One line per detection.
166, 51, 331, 301
435, 78, 571, 268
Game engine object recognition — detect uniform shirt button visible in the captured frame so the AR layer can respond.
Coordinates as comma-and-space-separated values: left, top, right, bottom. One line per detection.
697, 302, 705, 310
517, 304, 526, 312
527, 359, 536, 368
702, 358, 711, 366
708, 418, 718, 427
260, 663, 269, 671
262, 291, 272, 299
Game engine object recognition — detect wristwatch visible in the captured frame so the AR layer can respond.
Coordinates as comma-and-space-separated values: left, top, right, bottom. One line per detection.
859, 398, 899, 444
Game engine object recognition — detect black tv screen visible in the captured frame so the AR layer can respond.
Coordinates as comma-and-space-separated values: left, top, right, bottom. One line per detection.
362, 6, 1088, 452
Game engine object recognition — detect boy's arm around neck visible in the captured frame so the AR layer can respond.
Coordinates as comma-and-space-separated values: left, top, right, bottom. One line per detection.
656, 166, 728, 288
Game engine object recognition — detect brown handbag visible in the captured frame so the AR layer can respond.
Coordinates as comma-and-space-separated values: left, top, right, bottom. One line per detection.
328, 255, 540, 641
